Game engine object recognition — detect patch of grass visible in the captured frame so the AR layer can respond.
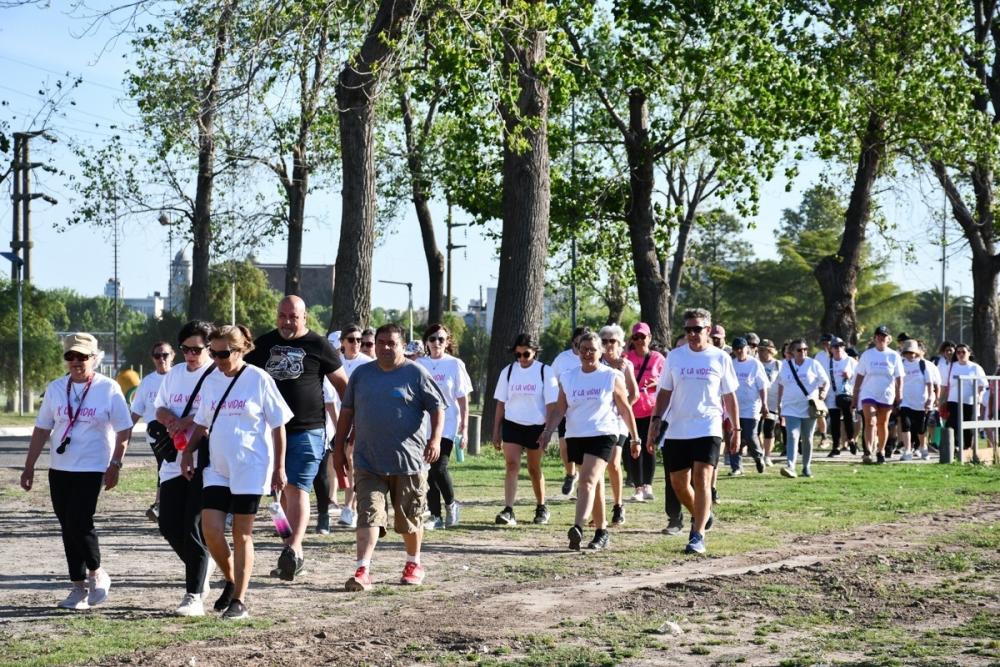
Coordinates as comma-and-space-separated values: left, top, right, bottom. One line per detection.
0, 615, 271, 667
0, 412, 39, 427
111, 465, 159, 494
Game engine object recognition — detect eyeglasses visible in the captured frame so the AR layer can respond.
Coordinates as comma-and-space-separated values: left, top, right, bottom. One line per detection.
684, 326, 704, 334
181, 345, 205, 355
152, 352, 172, 360
426, 336, 447, 343
956, 349, 969, 355
63, 352, 92, 362
209, 349, 233, 359
361, 341, 374, 348
794, 348, 807, 353
631, 334, 647, 341
343, 336, 361, 344
601, 339, 619, 345
514, 351, 533, 359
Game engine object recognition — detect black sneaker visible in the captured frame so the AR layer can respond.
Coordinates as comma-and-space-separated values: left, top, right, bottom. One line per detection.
754, 456, 765, 473
276, 545, 297, 580
705, 513, 715, 531
532, 505, 550, 525
214, 581, 235, 612
876, 452, 886, 465
848, 441, 858, 455
280, 555, 305, 582
561, 474, 578, 496
222, 599, 249, 620
567, 525, 583, 551
587, 529, 610, 550
827, 448, 840, 458
495, 507, 517, 526
711, 487, 719, 505
611, 504, 624, 526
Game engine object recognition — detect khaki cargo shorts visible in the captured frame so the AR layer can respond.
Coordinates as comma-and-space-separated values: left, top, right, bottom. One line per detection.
354, 469, 428, 535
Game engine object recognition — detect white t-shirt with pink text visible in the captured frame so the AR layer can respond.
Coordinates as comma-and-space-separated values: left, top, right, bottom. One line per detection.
856, 348, 905, 404
154, 361, 214, 483
493, 360, 559, 426
417, 354, 471, 440
659, 345, 738, 440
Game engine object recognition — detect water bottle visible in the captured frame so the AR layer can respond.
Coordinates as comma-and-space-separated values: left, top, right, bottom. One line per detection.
173, 431, 188, 451
269, 492, 292, 538
453, 434, 465, 463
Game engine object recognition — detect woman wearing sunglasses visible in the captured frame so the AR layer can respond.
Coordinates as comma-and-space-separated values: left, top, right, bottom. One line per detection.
776, 338, 830, 478
417, 324, 471, 529
597, 324, 639, 527
623, 322, 665, 503
130, 341, 175, 521
940, 343, 987, 453
151, 321, 216, 615
180, 324, 293, 620
851, 325, 904, 464
20, 332, 133, 610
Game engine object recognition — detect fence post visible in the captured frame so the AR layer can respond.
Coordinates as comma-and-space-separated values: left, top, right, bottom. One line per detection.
939, 427, 953, 464
467, 414, 481, 455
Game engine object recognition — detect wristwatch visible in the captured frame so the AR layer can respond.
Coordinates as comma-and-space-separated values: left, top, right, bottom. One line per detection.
109, 458, 123, 469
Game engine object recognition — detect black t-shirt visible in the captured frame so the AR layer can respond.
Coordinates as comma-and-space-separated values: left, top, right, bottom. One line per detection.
245, 329, 342, 432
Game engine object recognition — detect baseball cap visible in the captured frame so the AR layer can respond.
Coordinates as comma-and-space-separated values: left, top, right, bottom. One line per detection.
631, 322, 651, 337
732, 337, 748, 349
830, 336, 846, 347
64, 332, 99, 356
710, 325, 726, 338
759, 338, 777, 351
744, 332, 760, 345
819, 333, 833, 343
874, 325, 890, 337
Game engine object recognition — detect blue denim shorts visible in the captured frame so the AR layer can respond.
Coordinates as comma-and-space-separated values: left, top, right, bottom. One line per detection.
284, 428, 326, 491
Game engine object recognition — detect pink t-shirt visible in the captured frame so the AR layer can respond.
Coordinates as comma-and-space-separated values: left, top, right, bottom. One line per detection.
624, 349, 666, 419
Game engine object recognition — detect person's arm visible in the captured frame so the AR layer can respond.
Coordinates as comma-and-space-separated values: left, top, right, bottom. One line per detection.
647, 388, 672, 447
425, 408, 444, 463
324, 401, 339, 433
852, 374, 865, 411
179, 424, 208, 480
332, 407, 354, 481
537, 389, 567, 448
758, 388, 768, 419
20, 426, 51, 491
271, 424, 287, 493
612, 375, 641, 459
777, 383, 784, 419
457, 395, 469, 441
492, 401, 505, 449
326, 368, 349, 400
894, 375, 903, 409
104, 427, 132, 490
622, 363, 638, 405
723, 391, 740, 453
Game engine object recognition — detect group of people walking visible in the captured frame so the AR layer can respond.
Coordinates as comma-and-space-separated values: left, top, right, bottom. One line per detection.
22, 299, 989, 616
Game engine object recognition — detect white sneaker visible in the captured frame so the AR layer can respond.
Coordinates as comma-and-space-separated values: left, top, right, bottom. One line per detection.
87, 570, 111, 606
58, 584, 90, 610
630, 490, 646, 503
338, 507, 357, 528
764, 457, 773, 467
919, 448, 930, 460
445, 501, 460, 527
175, 592, 205, 617
642, 485, 655, 501
423, 516, 444, 530
729, 468, 744, 476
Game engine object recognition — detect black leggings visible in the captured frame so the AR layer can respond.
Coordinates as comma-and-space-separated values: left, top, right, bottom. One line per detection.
660, 451, 683, 521
427, 438, 455, 518
946, 401, 977, 450
313, 448, 332, 514
626, 416, 656, 487
158, 471, 210, 594
48, 469, 103, 581
828, 407, 856, 449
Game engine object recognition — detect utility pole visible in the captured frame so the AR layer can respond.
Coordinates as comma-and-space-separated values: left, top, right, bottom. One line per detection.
446, 198, 466, 314
11, 131, 58, 285
10, 135, 21, 283
570, 100, 578, 331
941, 191, 947, 343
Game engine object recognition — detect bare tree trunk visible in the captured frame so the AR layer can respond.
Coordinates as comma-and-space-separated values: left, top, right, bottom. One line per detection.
483, 6, 550, 439
330, 0, 416, 330
284, 154, 307, 296
624, 89, 671, 347
188, 1, 233, 320
814, 111, 884, 344
603, 272, 627, 325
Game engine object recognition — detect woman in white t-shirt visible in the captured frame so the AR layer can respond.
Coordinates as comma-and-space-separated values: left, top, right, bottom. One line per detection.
180, 325, 293, 621
940, 342, 987, 452
597, 324, 638, 526
21, 332, 133, 611
492, 333, 559, 526
776, 338, 830, 478
757, 340, 782, 466
824, 339, 858, 457
551, 326, 589, 496
152, 321, 216, 616
130, 340, 174, 521
417, 323, 471, 529
852, 326, 905, 464
543, 332, 639, 552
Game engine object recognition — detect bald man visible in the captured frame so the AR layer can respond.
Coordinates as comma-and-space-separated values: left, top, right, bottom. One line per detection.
246, 296, 349, 581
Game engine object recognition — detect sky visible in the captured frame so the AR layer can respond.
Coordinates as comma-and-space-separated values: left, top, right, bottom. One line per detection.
0, 3, 976, 320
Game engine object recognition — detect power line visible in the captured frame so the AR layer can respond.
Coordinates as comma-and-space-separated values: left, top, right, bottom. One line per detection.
0, 52, 127, 94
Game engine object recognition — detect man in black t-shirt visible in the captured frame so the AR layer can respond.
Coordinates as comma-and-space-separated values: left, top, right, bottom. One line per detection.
246, 295, 348, 581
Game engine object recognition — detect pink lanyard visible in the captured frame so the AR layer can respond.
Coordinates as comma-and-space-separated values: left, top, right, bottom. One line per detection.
58, 375, 94, 453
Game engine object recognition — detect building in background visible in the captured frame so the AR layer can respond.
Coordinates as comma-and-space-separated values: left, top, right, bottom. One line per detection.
255, 262, 335, 307
169, 248, 192, 313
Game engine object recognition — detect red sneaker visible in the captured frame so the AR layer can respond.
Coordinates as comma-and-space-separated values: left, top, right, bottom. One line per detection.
345, 566, 372, 592
400, 561, 425, 586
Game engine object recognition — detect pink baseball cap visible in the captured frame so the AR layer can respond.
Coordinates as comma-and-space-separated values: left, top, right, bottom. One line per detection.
710, 325, 726, 338
631, 322, 651, 337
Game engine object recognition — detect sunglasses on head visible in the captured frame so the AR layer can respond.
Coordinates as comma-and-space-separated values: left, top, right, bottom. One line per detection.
181, 345, 205, 355
152, 352, 172, 360
684, 326, 705, 334
209, 349, 233, 359
514, 351, 533, 359
63, 352, 92, 362
426, 336, 447, 343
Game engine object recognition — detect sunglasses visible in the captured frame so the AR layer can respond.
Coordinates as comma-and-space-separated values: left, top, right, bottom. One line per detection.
152, 352, 173, 360
343, 336, 362, 344
631, 333, 647, 340
181, 345, 205, 355
794, 347, 807, 353
63, 352, 92, 362
749, 343, 758, 348
426, 336, 447, 343
601, 339, 619, 345
684, 326, 705, 334
361, 341, 374, 348
209, 349, 233, 359
956, 349, 969, 355
514, 351, 533, 359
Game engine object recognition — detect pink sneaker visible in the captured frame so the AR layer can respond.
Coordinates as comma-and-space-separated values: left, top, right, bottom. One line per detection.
400, 561, 425, 586
345, 566, 373, 592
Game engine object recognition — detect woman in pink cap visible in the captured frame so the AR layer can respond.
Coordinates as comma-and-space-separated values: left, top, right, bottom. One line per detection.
624, 322, 665, 502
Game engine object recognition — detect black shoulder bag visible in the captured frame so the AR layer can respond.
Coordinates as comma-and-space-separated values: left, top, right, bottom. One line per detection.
789, 359, 828, 418
198, 364, 247, 470
146, 364, 216, 463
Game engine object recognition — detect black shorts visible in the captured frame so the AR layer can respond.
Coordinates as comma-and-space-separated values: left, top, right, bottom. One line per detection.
664, 436, 722, 473
614, 434, 629, 448
202, 485, 262, 516
566, 435, 617, 465
557, 417, 567, 438
502, 419, 545, 450
899, 407, 928, 436
761, 418, 777, 439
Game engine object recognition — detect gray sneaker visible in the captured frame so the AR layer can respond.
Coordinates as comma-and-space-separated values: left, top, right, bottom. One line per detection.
661, 516, 684, 536
495, 508, 517, 526
532, 504, 550, 525
780, 465, 797, 478
445, 501, 460, 527
316, 512, 331, 535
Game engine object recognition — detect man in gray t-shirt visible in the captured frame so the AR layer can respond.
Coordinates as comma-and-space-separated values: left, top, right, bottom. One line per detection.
334, 323, 446, 592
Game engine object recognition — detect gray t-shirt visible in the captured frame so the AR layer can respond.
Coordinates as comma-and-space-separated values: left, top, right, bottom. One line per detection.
343, 359, 448, 475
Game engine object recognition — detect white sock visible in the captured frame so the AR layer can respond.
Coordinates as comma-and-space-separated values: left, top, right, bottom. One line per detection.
356, 559, 370, 569
406, 554, 420, 565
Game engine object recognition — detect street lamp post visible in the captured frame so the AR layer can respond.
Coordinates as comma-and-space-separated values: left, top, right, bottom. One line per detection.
379, 279, 414, 341
2, 252, 25, 415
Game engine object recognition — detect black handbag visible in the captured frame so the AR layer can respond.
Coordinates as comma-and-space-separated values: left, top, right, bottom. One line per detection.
146, 364, 215, 464
199, 365, 247, 470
